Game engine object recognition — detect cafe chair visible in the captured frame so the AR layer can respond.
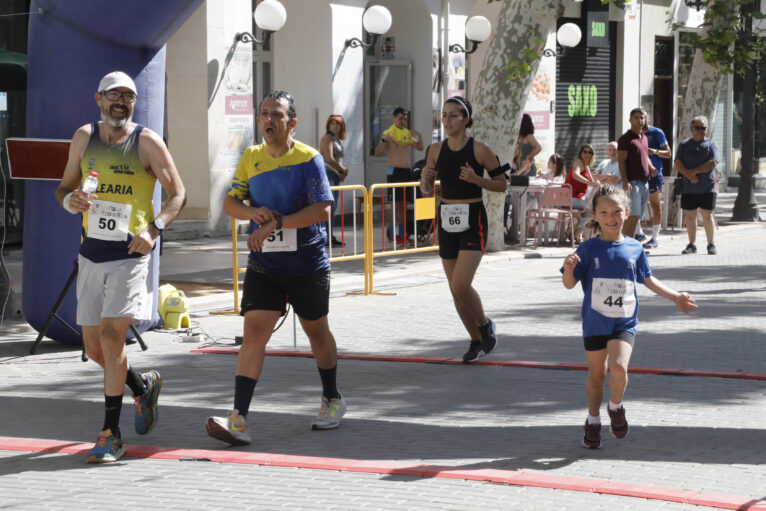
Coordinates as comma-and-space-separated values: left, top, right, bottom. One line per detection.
524, 183, 581, 249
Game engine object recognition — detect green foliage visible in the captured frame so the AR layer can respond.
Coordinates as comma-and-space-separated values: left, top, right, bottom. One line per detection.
490, 0, 620, 81
503, 36, 546, 81
672, 0, 765, 78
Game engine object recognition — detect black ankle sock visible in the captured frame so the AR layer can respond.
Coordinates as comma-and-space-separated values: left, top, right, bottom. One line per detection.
103, 394, 123, 437
234, 375, 257, 417
125, 367, 146, 396
317, 364, 339, 400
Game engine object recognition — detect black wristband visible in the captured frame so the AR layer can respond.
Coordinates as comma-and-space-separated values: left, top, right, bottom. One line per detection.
274, 213, 283, 231
488, 163, 511, 177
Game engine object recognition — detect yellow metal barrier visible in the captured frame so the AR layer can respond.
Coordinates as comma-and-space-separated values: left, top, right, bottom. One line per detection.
366, 181, 440, 295
213, 185, 371, 313
210, 216, 247, 315
212, 181, 441, 307
327, 185, 370, 296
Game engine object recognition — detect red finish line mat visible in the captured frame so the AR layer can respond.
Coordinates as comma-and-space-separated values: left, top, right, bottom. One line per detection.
191, 348, 766, 381
1, 437, 764, 511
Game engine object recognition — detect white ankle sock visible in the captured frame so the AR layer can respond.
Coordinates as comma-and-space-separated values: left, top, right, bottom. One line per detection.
608, 400, 622, 411
651, 224, 660, 240
635, 224, 645, 236
587, 414, 601, 424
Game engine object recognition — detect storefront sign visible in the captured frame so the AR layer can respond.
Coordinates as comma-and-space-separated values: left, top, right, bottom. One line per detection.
568, 84, 598, 117
587, 10, 609, 48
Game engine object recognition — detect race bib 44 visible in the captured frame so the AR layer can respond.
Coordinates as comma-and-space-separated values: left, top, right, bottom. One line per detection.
591, 278, 636, 318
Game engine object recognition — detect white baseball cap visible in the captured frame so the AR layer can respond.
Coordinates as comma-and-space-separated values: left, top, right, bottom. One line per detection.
97, 71, 137, 94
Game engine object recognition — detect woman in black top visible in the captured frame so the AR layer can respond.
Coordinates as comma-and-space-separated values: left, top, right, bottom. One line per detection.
419, 97, 507, 363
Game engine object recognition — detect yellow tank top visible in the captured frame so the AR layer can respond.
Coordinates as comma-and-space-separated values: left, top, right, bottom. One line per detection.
79, 123, 157, 262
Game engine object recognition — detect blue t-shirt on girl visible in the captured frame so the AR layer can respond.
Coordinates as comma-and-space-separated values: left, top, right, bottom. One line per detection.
564, 236, 652, 337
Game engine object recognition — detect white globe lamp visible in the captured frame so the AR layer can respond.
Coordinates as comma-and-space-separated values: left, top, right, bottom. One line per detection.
465, 16, 492, 43
362, 5, 392, 36
254, 0, 287, 32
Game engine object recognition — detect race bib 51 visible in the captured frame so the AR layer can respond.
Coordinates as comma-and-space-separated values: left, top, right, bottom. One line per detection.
261, 228, 297, 252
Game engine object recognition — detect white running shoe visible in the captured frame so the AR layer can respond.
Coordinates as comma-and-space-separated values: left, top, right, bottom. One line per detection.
205, 410, 251, 445
311, 394, 347, 430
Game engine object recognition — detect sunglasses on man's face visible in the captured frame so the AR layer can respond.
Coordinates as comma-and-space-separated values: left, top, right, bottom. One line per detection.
692, 125, 707, 131
102, 90, 137, 103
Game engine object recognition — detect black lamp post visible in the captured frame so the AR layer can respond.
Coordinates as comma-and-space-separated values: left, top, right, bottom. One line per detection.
449, 16, 492, 55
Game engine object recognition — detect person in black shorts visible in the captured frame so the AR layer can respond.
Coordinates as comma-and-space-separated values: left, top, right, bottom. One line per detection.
205, 91, 346, 446
675, 115, 719, 255
562, 185, 697, 449
419, 97, 507, 363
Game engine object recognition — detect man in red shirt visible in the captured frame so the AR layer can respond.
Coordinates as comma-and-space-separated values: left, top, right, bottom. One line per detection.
617, 108, 657, 238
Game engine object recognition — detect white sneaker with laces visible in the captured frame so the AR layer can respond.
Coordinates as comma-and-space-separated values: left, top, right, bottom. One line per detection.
311, 394, 347, 430
205, 409, 251, 445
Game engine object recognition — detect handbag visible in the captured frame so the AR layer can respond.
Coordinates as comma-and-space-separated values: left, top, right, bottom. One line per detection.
671, 176, 683, 203
510, 175, 529, 186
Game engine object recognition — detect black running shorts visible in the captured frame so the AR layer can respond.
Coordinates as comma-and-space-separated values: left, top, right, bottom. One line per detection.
240, 267, 330, 321
583, 331, 635, 352
438, 201, 488, 259
681, 192, 716, 211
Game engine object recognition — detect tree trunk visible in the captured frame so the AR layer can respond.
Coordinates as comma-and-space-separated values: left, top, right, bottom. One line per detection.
731, 0, 761, 221
470, 0, 564, 252
674, 0, 724, 166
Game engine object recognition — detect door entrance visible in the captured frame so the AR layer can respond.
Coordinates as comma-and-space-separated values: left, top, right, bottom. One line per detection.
364, 60, 412, 187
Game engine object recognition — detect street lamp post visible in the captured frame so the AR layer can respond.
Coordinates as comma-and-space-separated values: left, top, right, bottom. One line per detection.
235, 0, 287, 47
542, 22, 582, 58
449, 15, 492, 55
345, 5, 393, 49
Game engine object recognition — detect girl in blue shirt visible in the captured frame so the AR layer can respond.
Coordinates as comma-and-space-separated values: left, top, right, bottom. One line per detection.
562, 185, 697, 449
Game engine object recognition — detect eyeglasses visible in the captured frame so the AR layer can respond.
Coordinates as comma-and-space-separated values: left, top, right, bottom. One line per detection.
101, 90, 137, 103
692, 125, 707, 131
582, 149, 594, 154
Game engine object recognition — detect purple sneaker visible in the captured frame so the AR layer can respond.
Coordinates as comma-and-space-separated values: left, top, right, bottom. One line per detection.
608, 406, 629, 439
582, 420, 602, 449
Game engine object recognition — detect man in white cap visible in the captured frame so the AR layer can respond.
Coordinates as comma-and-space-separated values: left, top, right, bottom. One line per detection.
55, 71, 186, 463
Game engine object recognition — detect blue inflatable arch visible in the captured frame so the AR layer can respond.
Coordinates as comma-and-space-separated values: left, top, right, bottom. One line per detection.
24, 0, 204, 344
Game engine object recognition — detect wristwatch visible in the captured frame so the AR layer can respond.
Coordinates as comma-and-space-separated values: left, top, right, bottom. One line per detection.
273, 213, 283, 231
150, 218, 165, 233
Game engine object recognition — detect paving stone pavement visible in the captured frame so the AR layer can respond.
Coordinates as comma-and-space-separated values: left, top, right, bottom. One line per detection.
1, 218, 765, 510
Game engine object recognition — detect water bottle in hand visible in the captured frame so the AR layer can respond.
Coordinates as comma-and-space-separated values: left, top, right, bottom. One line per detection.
82, 171, 99, 195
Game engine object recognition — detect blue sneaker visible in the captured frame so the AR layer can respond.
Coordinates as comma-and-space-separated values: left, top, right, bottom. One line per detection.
87, 429, 126, 463
134, 370, 162, 435
642, 238, 658, 249
634, 232, 647, 242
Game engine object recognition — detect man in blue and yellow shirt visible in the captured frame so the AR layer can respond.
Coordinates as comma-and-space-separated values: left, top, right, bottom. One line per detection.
205, 91, 347, 446
55, 71, 186, 463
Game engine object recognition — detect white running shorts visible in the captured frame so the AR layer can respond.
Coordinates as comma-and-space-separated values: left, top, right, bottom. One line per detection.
76, 254, 152, 326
